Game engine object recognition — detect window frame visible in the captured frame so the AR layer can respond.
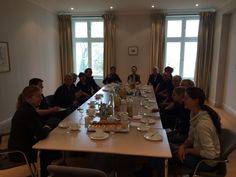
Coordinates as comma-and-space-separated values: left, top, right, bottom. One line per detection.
164, 15, 199, 79
72, 17, 104, 79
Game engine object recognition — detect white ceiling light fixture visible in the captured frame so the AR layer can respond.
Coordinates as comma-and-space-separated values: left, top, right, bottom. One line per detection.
151, 5, 155, 8
195, 3, 199, 7
110, 6, 114, 10
70, 7, 74, 10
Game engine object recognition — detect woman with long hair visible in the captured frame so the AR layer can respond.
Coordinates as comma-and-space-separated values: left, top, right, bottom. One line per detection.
174, 87, 221, 171
8, 85, 60, 177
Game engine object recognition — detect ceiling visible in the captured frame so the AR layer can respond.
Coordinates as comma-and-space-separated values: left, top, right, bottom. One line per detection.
27, 0, 231, 14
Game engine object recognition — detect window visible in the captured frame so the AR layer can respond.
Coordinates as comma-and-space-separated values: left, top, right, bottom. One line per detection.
72, 17, 104, 78
165, 15, 199, 80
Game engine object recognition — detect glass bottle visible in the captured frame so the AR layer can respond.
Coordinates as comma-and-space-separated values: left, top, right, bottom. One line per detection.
127, 97, 133, 117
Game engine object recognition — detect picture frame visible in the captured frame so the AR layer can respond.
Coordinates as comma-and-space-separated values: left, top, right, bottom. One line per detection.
0, 42, 10, 72
128, 46, 138, 56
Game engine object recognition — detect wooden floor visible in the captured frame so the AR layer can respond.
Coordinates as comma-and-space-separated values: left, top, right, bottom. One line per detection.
1, 105, 236, 177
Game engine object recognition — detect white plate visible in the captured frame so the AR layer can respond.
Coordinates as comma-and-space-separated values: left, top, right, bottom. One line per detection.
140, 118, 156, 124
144, 132, 162, 141
137, 125, 150, 132
58, 122, 69, 128
89, 132, 109, 140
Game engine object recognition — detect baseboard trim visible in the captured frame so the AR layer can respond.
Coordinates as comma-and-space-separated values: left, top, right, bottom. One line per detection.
0, 117, 12, 135
222, 103, 236, 118
208, 98, 222, 107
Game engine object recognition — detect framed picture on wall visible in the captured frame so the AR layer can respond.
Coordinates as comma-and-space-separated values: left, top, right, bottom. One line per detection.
0, 42, 10, 72
128, 46, 138, 56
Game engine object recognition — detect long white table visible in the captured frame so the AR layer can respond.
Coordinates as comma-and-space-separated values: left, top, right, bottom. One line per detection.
33, 85, 171, 176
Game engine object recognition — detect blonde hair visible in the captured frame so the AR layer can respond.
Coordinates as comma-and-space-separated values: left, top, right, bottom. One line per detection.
180, 79, 195, 88
17, 86, 41, 109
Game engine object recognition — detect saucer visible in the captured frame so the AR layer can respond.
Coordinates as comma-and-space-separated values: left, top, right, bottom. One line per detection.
137, 125, 150, 132
140, 118, 156, 124
144, 131, 162, 141
89, 131, 109, 140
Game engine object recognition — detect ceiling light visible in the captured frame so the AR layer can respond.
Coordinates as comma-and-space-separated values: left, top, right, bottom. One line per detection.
110, 6, 114, 10
195, 3, 199, 7
151, 5, 155, 8
71, 7, 74, 10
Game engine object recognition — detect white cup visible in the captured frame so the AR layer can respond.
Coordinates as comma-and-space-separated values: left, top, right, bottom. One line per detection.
70, 123, 80, 130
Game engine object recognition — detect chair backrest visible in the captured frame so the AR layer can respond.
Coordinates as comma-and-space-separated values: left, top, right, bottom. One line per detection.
47, 165, 108, 177
45, 95, 54, 107
219, 128, 236, 160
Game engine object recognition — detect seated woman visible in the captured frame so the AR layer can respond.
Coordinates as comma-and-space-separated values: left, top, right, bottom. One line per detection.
29, 78, 62, 122
8, 85, 61, 177
103, 66, 122, 85
137, 87, 220, 177
172, 87, 221, 172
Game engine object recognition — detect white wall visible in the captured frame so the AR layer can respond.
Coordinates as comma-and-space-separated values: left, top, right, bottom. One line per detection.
222, 11, 236, 116
209, 0, 236, 117
0, 0, 60, 122
116, 14, 151, 84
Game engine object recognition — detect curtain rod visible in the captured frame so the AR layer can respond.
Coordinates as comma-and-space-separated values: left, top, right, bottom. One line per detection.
58, 8, 216, 16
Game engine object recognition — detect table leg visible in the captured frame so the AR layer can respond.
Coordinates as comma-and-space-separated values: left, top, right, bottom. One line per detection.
36, 150, 41, 177
164, 158, 168, 177
164, 159, 168, 177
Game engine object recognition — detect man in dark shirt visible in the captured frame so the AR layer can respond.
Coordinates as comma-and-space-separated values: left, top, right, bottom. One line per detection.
127, 65, 141, 84
155, 72, 173, 106
147, 66, 162, 88
53, 74, 79, 111
103, 66, 122, 84
76, 72, 91, 104
84, 68, 101, 93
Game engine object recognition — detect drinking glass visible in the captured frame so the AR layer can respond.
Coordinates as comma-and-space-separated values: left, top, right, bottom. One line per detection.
78, 109, 84, 125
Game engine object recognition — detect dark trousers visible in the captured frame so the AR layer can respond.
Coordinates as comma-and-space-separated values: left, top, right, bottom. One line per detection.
40, 150, 62, 177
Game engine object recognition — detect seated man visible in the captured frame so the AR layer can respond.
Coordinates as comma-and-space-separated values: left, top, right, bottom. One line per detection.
155, 71, 173, 106
159, 75, 182, 108
127, 65, 141, 85
103, 66, 122, 85
76, 72, 91, 104
147, 66, 162, 89
84, 68, 101, 94
180, 79, 195, 88
53, 74, 80, 112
